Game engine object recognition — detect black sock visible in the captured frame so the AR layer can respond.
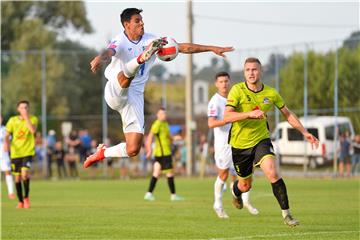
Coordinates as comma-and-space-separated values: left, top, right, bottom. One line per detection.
23, 179, 30, 198
15, 182, 23, 202
167, 176, 176, 194
148, 176, 158, 193
271, 178, 289, 210
233, 180, 242, 198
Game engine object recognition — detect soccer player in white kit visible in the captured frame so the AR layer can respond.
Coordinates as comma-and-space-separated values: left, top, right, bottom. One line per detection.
84, 8, 234, 168
208, 72, 258, 218
0, 116, 15, 199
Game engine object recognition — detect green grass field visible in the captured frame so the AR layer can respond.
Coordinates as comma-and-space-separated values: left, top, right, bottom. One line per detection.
1, 177, 359, 240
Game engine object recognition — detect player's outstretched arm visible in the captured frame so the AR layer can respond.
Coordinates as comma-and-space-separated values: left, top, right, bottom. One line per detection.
280, 106, 319, 149
90, 49, 115, 73
178, 43, 234, 57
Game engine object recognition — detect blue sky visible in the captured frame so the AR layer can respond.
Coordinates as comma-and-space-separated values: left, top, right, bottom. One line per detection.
68, 1, 359, 73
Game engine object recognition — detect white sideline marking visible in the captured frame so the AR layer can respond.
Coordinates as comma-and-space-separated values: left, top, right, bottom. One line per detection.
209, 230, 359, 240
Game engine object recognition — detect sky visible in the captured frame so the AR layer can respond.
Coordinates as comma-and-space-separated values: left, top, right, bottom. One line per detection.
69, 1, 360, 73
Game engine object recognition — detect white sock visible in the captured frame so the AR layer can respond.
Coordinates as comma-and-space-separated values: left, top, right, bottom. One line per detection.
282, 209, 290, 218
104, 143, 129, 158
5, 174, 14, 195
124, 58, 140, 78
214, 176, 225, 209
242, 191, 250, 204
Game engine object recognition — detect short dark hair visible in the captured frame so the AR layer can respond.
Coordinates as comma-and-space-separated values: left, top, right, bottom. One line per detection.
120, 8, 143, 27
17, 100, 29, 107
244, 57, 262, 66
215, 71, 230, 81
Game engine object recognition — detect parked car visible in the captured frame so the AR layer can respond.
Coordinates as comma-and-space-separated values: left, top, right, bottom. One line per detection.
271, 116, 354, 168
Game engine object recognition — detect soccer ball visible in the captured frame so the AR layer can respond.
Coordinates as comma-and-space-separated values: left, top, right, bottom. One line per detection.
157, 37, 179, 62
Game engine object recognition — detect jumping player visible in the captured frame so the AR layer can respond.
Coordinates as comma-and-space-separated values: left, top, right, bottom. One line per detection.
84, 8, 233, 168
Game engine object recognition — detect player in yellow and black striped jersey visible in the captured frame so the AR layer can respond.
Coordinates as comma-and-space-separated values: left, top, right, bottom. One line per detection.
224, 58, 319, 227
4, 100, 38, 209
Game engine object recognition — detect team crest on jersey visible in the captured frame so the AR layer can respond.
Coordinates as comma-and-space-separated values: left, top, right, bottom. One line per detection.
128, 48, 132, 51
263, 97, 270, 104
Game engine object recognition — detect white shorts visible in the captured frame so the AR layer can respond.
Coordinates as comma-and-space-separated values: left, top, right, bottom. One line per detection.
214, 144, 232, 170
104, 81, 144, 134
0, 150, 11, 172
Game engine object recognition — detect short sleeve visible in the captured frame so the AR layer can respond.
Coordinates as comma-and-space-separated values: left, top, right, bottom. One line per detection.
274, 90, 285, 109
107, 38, 121, 54
5, 117, 13, 134
207, 98, 218, 118
150, 121, 160, 135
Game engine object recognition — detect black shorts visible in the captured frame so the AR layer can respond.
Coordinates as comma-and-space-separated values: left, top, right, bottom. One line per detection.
232, 138, 275, 179
11, 156, 33, 176
155, 155, 173, 171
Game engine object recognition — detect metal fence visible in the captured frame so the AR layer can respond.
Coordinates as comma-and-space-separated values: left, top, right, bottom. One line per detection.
1, 37, 359, 178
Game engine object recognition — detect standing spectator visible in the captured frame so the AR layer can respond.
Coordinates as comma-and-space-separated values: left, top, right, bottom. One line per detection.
339, 131, 351, 177
65, 146, 79, 179
46, 129, 56, 178
88, 139, 100, 179
4, 100, 38, 208
54, 141, 67, 179
79, 129, 92, 163
144, 108, 183, 201
0, 116, 15, 199
351, 134, 360, 176
179, 144, 187, 176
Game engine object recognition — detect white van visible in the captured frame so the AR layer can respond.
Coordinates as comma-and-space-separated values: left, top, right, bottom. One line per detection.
271, 116, 354, 168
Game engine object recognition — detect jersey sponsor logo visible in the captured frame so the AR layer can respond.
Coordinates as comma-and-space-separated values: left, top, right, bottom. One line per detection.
246, 95, 251, 102
263, 97, 270, 104
128, 48, 132, 51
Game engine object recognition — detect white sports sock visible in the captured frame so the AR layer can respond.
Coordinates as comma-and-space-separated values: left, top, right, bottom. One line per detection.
282, 209, 290, 218
104, 143, 129, 158
214, 176, 225, 209
5, 174, 14, 195
242, 191, 250, 204
123, 58, 140, 78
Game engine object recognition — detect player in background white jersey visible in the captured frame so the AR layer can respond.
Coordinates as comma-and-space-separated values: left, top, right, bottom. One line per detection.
208, 72, 258, 218
84, 8, 233, 168
0, 116, 15, 199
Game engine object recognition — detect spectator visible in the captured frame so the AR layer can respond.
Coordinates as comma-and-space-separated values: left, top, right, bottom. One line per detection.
54, 141, 67, 179
339, 131, 351, 177
46, 129, 56, 178
65, 145, 79, 179
351, 134, 360, 176
79, 129, 92, 163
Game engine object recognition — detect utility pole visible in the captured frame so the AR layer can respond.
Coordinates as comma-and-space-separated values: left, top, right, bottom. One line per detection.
186, 0, 195, 176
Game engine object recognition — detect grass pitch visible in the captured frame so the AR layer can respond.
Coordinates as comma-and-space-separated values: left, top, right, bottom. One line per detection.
1, 176, 359, 239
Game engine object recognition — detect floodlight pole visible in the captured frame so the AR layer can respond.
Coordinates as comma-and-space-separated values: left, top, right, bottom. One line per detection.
303, 45, 308, 174
41, 50, 48, 178
333, 42, 339, 176
186, 0, 195, 176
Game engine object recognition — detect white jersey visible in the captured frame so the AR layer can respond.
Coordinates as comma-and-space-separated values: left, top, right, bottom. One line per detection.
0, 126, 11, 171
104, 32, 158, 93
208, 93, 232, 169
